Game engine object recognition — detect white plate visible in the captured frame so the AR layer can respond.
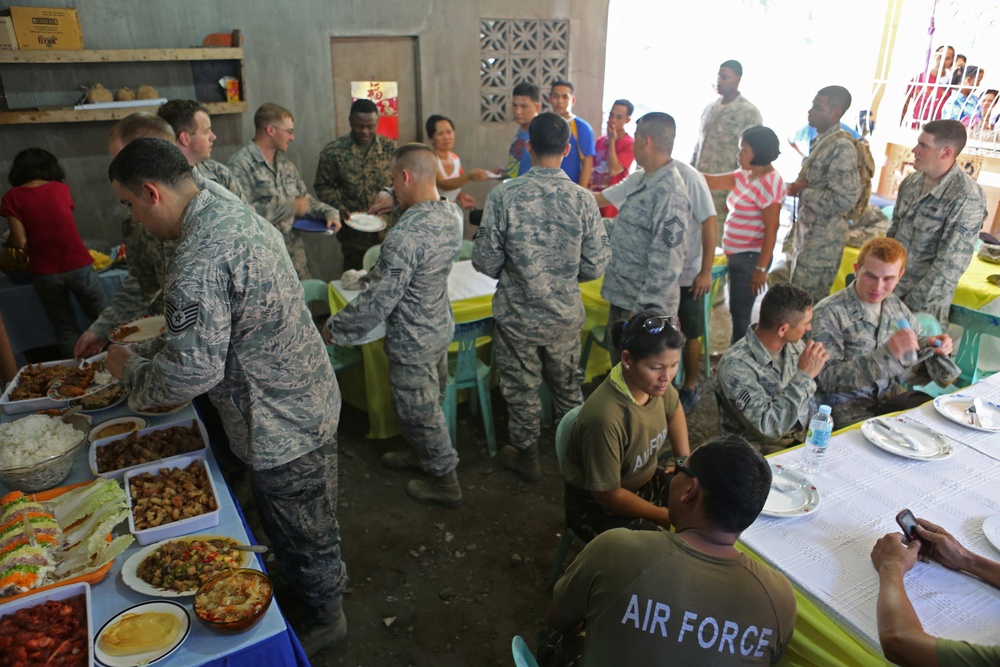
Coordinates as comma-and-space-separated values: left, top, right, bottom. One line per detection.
983, 515, 1000, 554
88, 416, 148, 443
933, 394, 1000, 432
860, 417, 953, 460
120, 534, 254, 597
344, 212, 386, 232
761, 463, 820, 517
47, 352, 119, 401
108, 315, 166, 344
74, 385, 128, 413
127, 396, 190, 417
94, 600, 190, 667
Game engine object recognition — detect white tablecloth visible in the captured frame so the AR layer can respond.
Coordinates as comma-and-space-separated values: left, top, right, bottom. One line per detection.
740, 373, 1000, 654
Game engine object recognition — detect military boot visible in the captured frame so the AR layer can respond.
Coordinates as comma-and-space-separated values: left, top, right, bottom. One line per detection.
500, 444, 541, 483
298, 598, 347, 658
381, 448, 422, 472
405, 470, 462, 509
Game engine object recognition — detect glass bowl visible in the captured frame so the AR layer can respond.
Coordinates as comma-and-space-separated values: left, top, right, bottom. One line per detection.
0, 414, 90, 492
193, 568, 273, 632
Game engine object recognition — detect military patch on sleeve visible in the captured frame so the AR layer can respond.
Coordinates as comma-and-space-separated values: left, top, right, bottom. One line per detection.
387, 268, 404, 279
374, 257, 388, 275
473, 227, 484, 240
166, 300, 200, 335
733, 389, 751, 412
661, 217, 683, 247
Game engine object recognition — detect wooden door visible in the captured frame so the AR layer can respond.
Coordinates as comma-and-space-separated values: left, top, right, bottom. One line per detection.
329, 36, 421, 143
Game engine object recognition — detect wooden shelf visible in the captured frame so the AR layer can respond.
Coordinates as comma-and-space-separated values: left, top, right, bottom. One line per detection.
0, 101, 247, 125
0, 47, 243, 64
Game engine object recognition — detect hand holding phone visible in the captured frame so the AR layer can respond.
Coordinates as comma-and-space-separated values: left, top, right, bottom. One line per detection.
896, 509, 932, 557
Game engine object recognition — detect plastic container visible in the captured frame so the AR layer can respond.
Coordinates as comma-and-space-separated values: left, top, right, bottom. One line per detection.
894, 318, 919, 365
0, 582, 94, 667
90, 417, 208, 480
801, 405, 834, 474
0, 359, 72, 414
124, 453, 221, 546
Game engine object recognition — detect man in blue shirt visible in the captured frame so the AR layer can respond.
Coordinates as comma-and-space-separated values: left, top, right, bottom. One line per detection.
942, 66, 984, 124
549, 80, 596, 186
507, 82, 541, 179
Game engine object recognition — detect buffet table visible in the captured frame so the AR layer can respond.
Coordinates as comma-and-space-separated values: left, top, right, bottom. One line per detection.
739, 373, 1000, 666
0, 403, 308, 667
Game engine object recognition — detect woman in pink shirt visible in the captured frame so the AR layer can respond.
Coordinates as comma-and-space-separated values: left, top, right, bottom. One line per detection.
702, 126, 785, 343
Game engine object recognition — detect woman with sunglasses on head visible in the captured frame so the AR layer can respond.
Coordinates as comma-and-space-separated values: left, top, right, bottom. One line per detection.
701, 125, 785, 344
562, 311, 690, 543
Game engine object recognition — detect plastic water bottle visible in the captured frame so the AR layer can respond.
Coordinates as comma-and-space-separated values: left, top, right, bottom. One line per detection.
894, 318, 919, 365
801, 405, 833, 473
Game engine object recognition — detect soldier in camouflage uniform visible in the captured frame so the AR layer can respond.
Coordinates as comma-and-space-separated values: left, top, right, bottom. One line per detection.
717, 283, 827, 454
811, 238, 953, 429
691, 60, 762, 236
787, 86, 861, 302
105, 138, 346, 657
315, 99, 396, 271
888, 120, 988, 325
473, 112, 611, 484
228, 103, 340, 280
326, 143, 463, 507
602, 112, 691, 363
157, 99, 248, 203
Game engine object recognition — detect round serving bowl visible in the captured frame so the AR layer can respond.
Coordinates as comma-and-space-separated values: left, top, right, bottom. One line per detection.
0, 413, 90, 492
193, 568, 273, 632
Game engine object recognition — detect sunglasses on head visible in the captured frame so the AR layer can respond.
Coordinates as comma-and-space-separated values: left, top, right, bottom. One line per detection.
623, 315, 680, 347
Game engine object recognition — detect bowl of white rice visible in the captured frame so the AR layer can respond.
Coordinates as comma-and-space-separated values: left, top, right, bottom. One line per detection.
0, 413, 90, 492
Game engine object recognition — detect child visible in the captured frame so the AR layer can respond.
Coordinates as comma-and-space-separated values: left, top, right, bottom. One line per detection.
2, 148, 106, 357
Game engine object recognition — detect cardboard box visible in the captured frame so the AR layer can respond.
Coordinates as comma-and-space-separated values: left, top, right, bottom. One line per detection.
8, 6, 84, 50
0, 16, 17, 50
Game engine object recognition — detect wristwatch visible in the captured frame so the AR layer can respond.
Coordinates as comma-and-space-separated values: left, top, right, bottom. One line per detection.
754, 266, 768, 273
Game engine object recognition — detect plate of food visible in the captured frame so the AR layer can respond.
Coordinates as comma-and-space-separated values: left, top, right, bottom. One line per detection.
933, 394, 1000, 432
760, 463, 820, 518
860, 417, 953, 460
91, 418, 207, 480
108, 315, 166, 344
124, 455, 220, 545
47, 353, 120, 401
88, 416, 148, 444
94, 599, 191, 667
0, 359, 72, 414
194, 568, 273, 632
73, 383, 128, 413
344, 212, 386, 233
0, 582, 93, 667
126, 397, 190, 417
121, 535, 254, 597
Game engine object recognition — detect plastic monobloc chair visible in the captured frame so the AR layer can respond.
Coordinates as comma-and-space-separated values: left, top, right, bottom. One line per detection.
701, 262, 729, 377
546, 405, 586, 591
950, 304, 1000, 387
579, 323, 611, 376
511, 636, 541, 667
444, 317, 497, 456
362, 244, 381, 272
301, 279, 362, 373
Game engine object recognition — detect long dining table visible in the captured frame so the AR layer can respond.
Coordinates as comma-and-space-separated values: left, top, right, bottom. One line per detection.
739, 373, 1000, 666
0, 402, 309, 667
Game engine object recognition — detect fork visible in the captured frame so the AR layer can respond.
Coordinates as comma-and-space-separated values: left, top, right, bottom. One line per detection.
966, 398, 984, 428
771, 478, 800, 493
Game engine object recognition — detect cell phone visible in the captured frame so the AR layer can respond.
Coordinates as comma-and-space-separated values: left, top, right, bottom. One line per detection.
896, 509, 931, 556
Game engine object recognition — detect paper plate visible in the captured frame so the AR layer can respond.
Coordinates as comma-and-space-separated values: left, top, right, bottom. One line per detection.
108, 315, 166, 344
121, 534, 254, 598
292, 218, 336, 234
126, 397, 190, 417
983, 515, 1000, 554
47, 353, 120, 401
344, 212, 386, 232
933, 394, 1000, 432
860, 417, 953, 460
94, 600, 191, 667
761, 463, 820, 517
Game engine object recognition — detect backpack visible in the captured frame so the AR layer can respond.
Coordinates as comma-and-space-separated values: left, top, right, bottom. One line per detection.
798, 131, 875, 221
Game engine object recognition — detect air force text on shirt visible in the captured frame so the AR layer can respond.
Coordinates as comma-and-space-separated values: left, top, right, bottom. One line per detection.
632, 428, 668, 472
620, 594, 776, 657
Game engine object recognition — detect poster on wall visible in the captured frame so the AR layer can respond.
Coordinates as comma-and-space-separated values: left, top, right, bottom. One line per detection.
351, 81, 398, 140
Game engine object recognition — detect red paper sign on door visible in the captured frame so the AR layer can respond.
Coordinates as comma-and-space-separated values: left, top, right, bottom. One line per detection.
351, 80, 398, 140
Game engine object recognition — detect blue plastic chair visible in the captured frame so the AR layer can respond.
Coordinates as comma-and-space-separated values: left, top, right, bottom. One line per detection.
950, 304, 1000, 387
546, 406, 586, 591
301, 279, 362, 373
444, 318, 497, 456
511, 636, 540, 667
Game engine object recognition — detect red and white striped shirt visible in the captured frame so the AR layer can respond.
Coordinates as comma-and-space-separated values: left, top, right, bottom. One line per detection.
722, 169, 786, 254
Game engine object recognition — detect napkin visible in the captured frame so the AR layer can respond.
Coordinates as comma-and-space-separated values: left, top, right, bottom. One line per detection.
342, 270, 368, 291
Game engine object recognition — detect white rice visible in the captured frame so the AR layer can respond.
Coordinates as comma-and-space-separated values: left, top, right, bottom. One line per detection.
0, 415, 82, 469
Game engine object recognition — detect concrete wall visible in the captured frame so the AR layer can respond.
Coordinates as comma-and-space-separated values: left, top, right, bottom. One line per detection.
0, 0, 609, 280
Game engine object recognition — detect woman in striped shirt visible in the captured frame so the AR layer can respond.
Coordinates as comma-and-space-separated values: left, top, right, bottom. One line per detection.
702, 126, 786, 343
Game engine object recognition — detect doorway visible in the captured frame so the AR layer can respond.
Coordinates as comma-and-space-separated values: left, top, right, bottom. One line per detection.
329, 36, 421, 143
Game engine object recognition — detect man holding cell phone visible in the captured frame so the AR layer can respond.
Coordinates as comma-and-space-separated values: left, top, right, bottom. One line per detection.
871, 517, 1000, 666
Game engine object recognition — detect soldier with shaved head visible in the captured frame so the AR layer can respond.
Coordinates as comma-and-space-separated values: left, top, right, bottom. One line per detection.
325, 143, 464, 509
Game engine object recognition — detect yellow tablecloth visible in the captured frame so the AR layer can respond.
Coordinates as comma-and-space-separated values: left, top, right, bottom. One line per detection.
831, 246, 1000, 310
329, 278, 612, 439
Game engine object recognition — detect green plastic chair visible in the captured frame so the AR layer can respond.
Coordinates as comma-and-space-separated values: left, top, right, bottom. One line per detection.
300, 279, 363, 373
444, 317, 497, 456
702, 263, 729, 377
950, 304, 1000, 387
457, 239, 474, 262
511, 636, 540, 667
362, 244, 381, 272
546, 405, 586, 591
